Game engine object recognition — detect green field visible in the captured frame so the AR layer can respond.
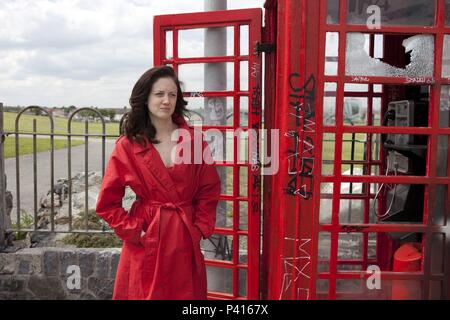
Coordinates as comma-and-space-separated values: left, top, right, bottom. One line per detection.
3, 112, 120, 137
3, 112, 373, 174
322, 133, 368, 176
3, 136, 84, 159
2, 111, 119, 158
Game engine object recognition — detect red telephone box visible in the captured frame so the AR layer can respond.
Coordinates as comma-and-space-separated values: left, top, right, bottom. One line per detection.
154, 9, 262, 300
154, 0, 450, 300
263, 0, 450, 300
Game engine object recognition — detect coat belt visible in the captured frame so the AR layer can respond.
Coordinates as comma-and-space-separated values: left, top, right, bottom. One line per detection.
137, 199, 204, 271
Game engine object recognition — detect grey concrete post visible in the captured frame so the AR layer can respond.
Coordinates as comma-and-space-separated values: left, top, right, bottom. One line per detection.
203, 0, 230, 293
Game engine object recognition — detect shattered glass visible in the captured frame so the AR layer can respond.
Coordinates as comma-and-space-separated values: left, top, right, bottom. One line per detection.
443, 35, 450, 78
403, 34, 434, 77
346, 33, 434, 78
346, 33, 405, 77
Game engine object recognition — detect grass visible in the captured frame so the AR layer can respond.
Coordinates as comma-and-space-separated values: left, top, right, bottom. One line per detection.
12, 211, 34, 240
322, 133, 368, 175
3, 136, 84, 159
3, 111, 120, 137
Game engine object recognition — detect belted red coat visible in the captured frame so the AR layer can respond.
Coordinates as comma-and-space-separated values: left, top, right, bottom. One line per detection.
96, 118, 221, 300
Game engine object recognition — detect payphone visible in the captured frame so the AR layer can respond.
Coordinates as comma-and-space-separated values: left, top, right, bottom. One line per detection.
378, 98, 428, 225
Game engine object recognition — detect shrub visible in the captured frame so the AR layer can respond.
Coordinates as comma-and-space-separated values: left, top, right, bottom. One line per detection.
61, 209, 122, 248
12, 211, 34, 240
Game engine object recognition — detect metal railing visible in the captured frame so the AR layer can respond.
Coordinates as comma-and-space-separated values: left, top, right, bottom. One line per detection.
0, 104, 124, 250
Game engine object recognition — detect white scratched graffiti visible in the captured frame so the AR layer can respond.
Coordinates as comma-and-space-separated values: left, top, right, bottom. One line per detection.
298, 288, 310, 300
406, 77, 434, 84
303, 118, 316, 133
351, 76, 370, 82
280, 237, 312, 300
251, 62, 261, 78
280, 257, 300, 299
190, 92, 204, 98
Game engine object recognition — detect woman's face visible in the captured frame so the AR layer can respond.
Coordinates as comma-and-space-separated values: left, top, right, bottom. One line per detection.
147, 77, 178, 121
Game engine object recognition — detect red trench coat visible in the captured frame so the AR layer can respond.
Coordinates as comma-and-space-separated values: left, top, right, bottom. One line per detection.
96, 117, 220, 300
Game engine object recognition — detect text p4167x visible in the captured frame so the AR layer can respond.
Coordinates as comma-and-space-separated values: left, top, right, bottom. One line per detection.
182, 304, 269, 317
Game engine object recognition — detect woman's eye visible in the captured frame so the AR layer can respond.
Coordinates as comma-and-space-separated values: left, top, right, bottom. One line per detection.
170, 93, 177, 98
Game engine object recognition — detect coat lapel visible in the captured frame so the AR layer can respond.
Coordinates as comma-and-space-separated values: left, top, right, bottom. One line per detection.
133, 142, 176, 202
131, 114, 193, 203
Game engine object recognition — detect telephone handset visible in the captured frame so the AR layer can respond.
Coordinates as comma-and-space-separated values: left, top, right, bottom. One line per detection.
383, 100, 426, 174
374, 100, 426, 225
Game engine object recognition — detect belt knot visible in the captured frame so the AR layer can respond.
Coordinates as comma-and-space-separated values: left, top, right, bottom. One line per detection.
160, 202, 178, 210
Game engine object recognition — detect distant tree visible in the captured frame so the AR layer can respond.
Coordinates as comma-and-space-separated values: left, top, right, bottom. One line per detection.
79, 108, 97, 120
108, 109, 116, 122
33, 108, 43, 116
97, 108, 110, 121
63, 105, 76, 115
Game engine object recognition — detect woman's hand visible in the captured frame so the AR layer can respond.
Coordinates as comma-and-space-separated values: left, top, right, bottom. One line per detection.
193, 226, 203, 243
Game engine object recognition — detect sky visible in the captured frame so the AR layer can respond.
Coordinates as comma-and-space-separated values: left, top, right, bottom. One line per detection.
0, 0, 264, 109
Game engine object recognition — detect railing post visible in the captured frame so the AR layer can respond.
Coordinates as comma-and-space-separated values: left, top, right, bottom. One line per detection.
0, 102, 6, 249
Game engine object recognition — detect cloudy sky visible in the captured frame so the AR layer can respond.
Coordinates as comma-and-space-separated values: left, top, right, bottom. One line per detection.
0, 0, 264, 109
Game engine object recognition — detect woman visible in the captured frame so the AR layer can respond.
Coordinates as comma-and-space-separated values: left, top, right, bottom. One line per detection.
96, 65, 221, 300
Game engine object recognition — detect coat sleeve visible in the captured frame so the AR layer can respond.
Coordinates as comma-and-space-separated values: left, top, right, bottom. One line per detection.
95, 139, 144, 245
192, 142, 221, 240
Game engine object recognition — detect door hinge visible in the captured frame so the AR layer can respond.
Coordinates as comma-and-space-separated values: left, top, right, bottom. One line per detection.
255, 42, 275, 54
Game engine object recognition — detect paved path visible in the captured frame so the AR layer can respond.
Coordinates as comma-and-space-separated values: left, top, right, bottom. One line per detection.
4, 139, 116, 221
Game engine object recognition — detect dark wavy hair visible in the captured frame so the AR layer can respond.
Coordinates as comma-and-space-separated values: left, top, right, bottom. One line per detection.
123, 65, 188, 145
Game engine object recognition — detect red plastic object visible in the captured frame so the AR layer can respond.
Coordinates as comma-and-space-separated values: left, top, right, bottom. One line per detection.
393, 243, 422, 272
392, 243, 422, 299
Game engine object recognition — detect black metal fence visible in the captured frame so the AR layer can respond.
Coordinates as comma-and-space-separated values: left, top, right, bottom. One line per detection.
0, 103, 128, 250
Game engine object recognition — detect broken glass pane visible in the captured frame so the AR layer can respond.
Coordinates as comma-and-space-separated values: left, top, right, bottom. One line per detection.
403, 34, 434, 77
347, 0, 435, 26
346, 33, 434, 77
346, 33, 406, 77
443, 35, 450, 78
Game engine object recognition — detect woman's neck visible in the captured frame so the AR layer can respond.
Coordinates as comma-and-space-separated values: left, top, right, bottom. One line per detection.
151, 117, 178, 141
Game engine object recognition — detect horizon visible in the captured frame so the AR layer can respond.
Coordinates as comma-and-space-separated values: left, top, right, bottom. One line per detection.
0, 0, 264, 109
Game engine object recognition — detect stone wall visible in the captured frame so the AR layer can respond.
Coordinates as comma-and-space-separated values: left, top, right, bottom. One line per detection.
0, 247, 120, 300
